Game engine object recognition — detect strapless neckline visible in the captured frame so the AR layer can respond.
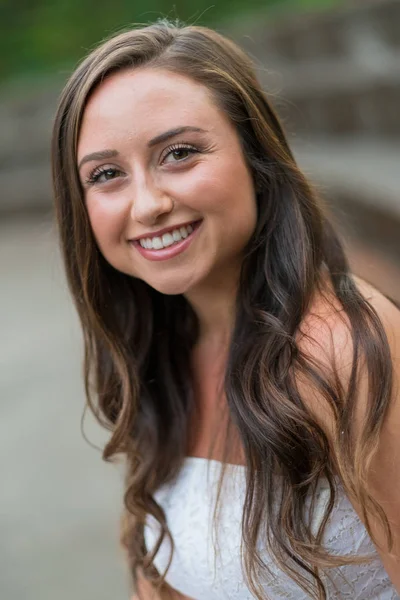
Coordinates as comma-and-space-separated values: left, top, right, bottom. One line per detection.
144, 453, 397, 599
184, 455, 246, 468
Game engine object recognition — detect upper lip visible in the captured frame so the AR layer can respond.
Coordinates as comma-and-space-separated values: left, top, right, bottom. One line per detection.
130, 220, 200, 242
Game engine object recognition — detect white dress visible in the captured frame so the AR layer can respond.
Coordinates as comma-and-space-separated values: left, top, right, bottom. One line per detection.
144, 457, 398, 599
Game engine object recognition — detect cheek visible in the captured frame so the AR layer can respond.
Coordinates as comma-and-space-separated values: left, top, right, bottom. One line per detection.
86, 197, 125, 251
220, 163, 257, 247
86, 201, 134, 275
201, 158, 257, 229
187, 156, 255, 208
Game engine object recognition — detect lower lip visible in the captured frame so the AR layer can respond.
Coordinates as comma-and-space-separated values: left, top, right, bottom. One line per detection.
132, 221, 202, 262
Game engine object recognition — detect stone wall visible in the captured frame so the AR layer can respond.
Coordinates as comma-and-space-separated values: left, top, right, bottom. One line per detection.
0, 80, 60, 213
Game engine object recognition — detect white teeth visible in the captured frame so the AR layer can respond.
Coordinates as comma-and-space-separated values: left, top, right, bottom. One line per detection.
138, 223, 196, 250
152, 237, 163, 250
162, 232, 174, 247
172, 229, 182, 242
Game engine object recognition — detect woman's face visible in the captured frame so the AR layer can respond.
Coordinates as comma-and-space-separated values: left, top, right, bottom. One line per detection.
77, 68, 257, 295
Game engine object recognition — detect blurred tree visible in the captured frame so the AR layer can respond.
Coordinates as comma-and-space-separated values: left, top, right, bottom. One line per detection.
0, 0, 338, 83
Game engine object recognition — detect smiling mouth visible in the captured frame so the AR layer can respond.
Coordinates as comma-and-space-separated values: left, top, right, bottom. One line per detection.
135, 220, 201, 251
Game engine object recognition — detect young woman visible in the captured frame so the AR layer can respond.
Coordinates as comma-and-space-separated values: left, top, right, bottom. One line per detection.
51, 21, 400, 600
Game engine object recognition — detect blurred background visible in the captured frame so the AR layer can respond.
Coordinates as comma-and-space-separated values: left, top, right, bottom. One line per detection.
1, 1, 399, 599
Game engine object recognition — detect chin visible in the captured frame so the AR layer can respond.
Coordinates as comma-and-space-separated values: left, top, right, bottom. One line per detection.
144, 281, 194, 296
141, 272, 201, 296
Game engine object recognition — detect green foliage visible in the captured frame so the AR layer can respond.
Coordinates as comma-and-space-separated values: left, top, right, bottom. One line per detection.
0, 0, 338, 83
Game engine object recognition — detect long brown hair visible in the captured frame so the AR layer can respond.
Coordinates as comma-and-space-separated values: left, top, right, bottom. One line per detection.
51, 20, 394, 599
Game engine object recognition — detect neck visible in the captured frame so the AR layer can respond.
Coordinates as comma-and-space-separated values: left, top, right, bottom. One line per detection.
185, 269, 239, 347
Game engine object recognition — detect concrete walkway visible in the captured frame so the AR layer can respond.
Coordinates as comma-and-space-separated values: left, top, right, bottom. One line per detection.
0, 216, 129, 600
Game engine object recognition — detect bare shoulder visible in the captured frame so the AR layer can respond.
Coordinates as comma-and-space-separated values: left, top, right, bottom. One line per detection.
295, 275, 400, 585
352, 275, 400, 345
297, 274, 399, 371
295, 274, 400, 431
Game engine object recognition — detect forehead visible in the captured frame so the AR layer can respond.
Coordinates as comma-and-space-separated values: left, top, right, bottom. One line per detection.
78, 68, 224, 151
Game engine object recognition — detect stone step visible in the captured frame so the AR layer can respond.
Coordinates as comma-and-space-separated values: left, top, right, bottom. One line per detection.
230, 0, 400, 138
259, 51, 400, 98
0, 164, 52, 214
234, 0, 400, 65
293, 136, 400, 220
261, 64, 400, 137
292, 136, 400, 264
0, 84, 58, 168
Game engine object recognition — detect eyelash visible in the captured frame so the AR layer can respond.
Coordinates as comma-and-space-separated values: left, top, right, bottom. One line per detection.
85, 166, 122, 186
84, 142, 201, 186
159, 142, 200, 163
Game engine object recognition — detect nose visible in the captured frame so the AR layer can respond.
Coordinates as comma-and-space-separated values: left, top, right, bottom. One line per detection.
130, 175, 174, 226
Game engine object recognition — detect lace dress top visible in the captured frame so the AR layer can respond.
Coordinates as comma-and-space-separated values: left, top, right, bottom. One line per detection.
144, 457, 398, 599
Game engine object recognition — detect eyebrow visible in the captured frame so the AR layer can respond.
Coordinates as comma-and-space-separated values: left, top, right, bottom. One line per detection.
147, 126, 206, 147
77, 126, 207, 171
78, 149, 118, 171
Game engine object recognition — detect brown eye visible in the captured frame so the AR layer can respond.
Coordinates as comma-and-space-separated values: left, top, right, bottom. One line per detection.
97, 168, 121, 182
102, 168, 118, 179
162, 144, 198, 165
171, 148, 191, 160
